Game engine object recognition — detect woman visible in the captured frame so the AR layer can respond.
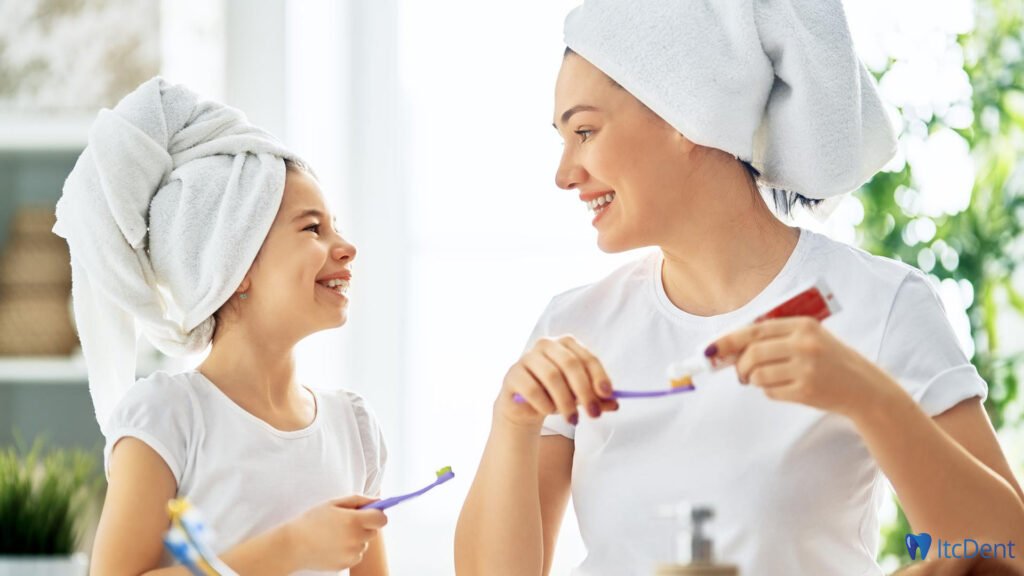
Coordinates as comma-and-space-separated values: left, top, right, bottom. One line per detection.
455, 1, 1024, 574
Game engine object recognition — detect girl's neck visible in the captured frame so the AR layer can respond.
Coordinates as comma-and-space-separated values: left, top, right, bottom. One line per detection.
197, 326, 313, 426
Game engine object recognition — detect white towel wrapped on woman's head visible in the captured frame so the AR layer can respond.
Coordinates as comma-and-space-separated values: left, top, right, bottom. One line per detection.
563, 0, 898, 199
53, 77, 303, 436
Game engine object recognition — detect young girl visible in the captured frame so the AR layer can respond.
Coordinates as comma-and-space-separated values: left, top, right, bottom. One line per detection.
456, 1, 1024, 575
54, 78, 389, 575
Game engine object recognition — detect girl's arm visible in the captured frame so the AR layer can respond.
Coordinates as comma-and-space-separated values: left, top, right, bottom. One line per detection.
350, 534, 388, 576
93, 437, 385, 576
92, 437, 300, 576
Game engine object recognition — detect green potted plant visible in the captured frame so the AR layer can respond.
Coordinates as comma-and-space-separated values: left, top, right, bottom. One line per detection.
0, 436, 100, 576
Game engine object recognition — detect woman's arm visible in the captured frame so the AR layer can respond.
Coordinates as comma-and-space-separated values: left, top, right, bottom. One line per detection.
455, 420, 574, 576
455, 336, 616, 576
853, 393, 1024, 553
717, 318, 1024, 559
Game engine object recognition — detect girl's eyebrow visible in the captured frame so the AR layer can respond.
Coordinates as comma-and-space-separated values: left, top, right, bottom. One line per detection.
292, 208, 340, 229
292, 208, 324, 222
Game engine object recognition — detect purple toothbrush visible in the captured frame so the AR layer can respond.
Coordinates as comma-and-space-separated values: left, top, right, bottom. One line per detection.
512, 384, 695, 404
360, 466, 454, 511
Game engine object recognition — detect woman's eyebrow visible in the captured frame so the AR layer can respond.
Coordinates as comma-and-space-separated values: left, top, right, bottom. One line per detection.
553, 104, 601, 129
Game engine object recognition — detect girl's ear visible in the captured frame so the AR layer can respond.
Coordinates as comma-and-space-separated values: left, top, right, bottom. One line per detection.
236, 277, 251, 294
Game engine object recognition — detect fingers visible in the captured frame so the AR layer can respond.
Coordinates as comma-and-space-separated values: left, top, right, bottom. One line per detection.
559, 337, 614, 400
734, 339, 792, 384
331, 494, 378, 509
356, 509, 388, 530
507, 363, 557, 415
506, 336, 617, 424
746, 360, 794, 388
522, 351, 577, 423
709, 318, 805, 359
542, 340, 601, 418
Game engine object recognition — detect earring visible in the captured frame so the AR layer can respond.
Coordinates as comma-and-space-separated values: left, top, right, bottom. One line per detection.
239, 292, 248, 300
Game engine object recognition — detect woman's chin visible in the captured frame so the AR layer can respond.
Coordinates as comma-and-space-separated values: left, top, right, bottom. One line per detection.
596, 232, 637, 254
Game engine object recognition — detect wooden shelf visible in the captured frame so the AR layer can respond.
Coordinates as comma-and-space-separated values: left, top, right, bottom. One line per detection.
0, 112, 94, 151
0, 356, 88, 384
0, 355, 173, 385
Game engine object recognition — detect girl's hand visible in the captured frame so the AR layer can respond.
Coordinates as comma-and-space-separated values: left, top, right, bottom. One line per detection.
709, 317, 898, 419
496, 335, 620, 430
283, 494, 388, 571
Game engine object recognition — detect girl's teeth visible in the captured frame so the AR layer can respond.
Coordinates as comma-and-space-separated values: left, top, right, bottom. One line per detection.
318, 278, 350, 295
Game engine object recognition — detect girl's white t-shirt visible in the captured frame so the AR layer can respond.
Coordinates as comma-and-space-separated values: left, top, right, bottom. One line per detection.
103, 370, 387, 576
530, 228, 987, 576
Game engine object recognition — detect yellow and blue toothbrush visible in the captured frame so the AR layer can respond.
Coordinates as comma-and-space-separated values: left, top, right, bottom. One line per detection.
163, 499, 238, 576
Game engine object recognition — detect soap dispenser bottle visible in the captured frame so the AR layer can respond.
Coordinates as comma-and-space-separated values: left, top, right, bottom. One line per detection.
655, 505, 739, 576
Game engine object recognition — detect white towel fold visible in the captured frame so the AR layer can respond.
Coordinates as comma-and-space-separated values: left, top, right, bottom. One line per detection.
53, 77, 301, 436
563, 0, 898, 199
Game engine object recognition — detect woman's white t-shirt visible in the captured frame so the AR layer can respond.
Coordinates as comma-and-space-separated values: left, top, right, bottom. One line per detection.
103, 370, 387, 576
530, 228, 987, 576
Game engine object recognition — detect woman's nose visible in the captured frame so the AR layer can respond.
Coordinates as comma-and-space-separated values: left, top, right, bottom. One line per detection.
555, 150, 587, 190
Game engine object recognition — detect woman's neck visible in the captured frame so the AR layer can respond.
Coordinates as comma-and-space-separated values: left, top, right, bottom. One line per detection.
659, 165, 801, 317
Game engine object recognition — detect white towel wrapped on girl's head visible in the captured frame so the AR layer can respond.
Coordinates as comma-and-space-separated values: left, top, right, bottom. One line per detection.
53, 77, 303, 436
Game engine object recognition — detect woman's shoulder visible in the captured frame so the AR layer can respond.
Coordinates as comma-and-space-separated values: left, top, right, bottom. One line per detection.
544, 251, 657, 314
799, 228, 918, 291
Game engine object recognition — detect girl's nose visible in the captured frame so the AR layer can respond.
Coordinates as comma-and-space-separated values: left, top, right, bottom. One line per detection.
332, 239, 356, 263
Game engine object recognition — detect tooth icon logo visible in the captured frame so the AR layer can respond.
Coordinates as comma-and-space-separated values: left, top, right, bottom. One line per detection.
906, 533, 933, 560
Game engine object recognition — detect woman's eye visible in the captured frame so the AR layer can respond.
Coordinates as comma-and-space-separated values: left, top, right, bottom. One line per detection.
574, 129, 593, 142
303, 223, 320, 234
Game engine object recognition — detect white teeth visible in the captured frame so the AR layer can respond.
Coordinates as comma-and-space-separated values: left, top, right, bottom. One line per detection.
585, 192, 616, 213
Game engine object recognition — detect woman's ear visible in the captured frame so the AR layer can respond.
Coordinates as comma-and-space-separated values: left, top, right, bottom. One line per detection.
236, 277, 251, 295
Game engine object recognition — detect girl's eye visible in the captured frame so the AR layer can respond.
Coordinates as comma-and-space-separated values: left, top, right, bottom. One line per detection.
574, 129, 593, 143
303, 223, 320, 234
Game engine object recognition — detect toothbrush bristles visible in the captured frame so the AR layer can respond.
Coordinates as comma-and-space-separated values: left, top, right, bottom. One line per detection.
436, 466, 452, 477
670, 375, 693, 389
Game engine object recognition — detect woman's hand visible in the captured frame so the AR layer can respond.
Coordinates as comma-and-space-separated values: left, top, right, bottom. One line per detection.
495, 335, 620, 430
708, 317, 899, 419
282, 495, 388, 572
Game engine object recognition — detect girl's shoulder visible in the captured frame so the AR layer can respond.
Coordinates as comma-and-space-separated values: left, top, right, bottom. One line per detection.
102, 371, 203, 484
313, 388, 382, 433
113, 370, 203, 420
313, 388, 388, 494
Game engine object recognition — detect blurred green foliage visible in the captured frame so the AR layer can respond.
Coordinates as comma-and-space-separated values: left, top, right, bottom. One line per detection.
0, 433, 100, 555
863, 0, 1024, 567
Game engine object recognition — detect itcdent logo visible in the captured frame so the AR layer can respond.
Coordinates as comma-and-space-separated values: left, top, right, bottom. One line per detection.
906, 532, 1016, 561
